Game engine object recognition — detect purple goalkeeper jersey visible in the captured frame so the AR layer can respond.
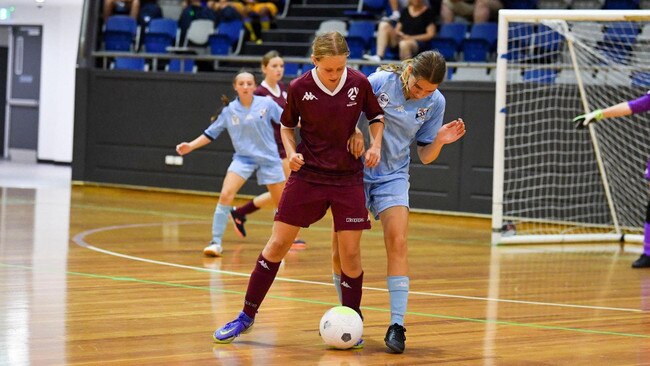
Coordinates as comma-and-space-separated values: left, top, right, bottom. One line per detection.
282, 67, 384, 185
629, 92, 650, 115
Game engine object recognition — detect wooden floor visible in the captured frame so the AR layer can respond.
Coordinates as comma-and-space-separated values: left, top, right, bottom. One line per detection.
1, 162, 649, 365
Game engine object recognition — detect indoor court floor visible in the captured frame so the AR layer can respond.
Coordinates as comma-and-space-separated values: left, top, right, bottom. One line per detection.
0, 161, 649, 365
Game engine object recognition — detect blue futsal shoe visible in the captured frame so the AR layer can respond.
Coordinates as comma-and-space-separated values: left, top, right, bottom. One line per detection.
213, 312, 254, 343
351, 338, 364, 349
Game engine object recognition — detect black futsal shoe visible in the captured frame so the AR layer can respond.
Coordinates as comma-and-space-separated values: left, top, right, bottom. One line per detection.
632, 254, 650, 268
230, 209, 247, 238
384, 323, 406, 354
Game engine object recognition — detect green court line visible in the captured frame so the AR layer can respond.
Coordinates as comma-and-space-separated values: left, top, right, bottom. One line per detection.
1, 262, 648, 339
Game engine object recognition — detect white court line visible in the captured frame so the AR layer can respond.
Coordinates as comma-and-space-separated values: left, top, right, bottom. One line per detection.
72, 222, 644, 313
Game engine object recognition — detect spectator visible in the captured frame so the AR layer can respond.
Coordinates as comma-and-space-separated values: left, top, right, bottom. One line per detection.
178, 0, 217, 45
365, 0, 438, 61
440, 0, 504, 24
209, 1, 280, 42
104, 0, 140, 22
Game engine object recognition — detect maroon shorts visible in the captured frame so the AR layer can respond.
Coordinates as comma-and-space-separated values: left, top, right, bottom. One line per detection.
275, 176, 371, 231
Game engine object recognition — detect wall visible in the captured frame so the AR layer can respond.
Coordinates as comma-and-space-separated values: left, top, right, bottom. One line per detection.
73, 71, 495, 215
1, 0, 84, 163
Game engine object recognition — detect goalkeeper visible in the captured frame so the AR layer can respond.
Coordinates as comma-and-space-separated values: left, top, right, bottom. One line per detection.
573, 92, 650, 268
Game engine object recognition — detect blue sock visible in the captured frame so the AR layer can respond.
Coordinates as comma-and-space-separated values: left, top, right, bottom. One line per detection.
332, 273, 342, 303
387, 276, 409, 326
211, 203, 232, 245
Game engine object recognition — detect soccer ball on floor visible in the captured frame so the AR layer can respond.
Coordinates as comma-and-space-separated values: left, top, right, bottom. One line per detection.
319, 306, 363, 349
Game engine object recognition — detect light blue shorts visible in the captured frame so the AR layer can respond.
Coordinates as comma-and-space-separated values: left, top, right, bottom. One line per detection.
228, 155, 285, 185
364, 177, 410, 220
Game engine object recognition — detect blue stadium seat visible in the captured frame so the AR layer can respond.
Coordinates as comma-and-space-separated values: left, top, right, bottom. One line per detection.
346, 36, 367, 59
507, 23, 536, 61
461, 22, 497, 61
360, 65, 378, 76
431, 22, 468, 61
104, 15, 138, 51
144, 18, 178, 53
523, 68, 557, 83
284, 62, 301, 77
347, 21, 376, 49
209, 19, 244, 54
167, 59, 196, 73
113, 57, 147, 71
631, 71, 650, 88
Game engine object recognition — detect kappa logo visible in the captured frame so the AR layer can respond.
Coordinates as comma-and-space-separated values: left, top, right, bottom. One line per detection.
341, 281, 352, 289
258, 259, 270, 270
302, 91, 318, 101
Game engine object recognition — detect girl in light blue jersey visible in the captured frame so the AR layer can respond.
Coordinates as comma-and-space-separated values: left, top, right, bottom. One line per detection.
176, 70, 285, 257
332, 50, 466, 353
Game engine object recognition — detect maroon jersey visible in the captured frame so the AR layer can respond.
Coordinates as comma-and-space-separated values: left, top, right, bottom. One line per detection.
255, 81, 288, 159
281, 67, 383, 186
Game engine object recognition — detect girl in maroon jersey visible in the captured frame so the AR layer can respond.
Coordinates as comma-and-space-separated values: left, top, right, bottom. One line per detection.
229, 50, 307, 248
213, 31, 384, 347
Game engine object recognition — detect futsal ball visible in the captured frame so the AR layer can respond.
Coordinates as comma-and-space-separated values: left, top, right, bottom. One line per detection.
319, 306, 363, 349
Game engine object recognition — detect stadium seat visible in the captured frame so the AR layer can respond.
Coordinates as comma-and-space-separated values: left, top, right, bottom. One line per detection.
523, 68, 558, 83
431, 22, 468, 61
144, 18, 178, 53
507, 23, 535, 61
347, 21, 376, 49
284, 62, 301, 77
630, 71, 650, 88
316, 20, 348, 36
113, 57, 147, 71
210, 19, 244, 55
104, 15, 138, 51
461, 22, 497, 61
360, 65, 378, 76
166, 59, 196, 73
183, 19, 215, 48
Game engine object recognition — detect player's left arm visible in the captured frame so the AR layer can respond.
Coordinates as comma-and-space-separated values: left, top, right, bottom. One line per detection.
417, 118, 465, 164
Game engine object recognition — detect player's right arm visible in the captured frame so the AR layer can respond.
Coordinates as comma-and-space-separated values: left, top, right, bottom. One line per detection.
280, 83, 304, 171
573, 100, 634, 129
176, 135, 211, 155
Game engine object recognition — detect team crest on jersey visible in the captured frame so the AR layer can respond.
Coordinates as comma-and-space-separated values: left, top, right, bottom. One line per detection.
346, 87, 359, 106
416, 107, 429, 122
302, 91, 318, 101
231, 114, 240, 125
259, 107, 267, 119
377, 92, 389, 108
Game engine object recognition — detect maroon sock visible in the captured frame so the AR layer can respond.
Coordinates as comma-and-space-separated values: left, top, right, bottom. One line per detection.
242, 253, 281, 318
340, 271, 364, 319
235, 200, 259, 216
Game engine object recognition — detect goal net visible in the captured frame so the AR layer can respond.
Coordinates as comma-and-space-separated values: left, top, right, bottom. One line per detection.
492, 10, 650, 245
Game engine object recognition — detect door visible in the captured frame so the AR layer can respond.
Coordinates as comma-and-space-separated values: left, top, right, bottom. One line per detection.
4, 25, 41, 160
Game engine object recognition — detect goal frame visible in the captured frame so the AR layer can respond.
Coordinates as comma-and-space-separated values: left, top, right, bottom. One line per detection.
491, 9, 650, 245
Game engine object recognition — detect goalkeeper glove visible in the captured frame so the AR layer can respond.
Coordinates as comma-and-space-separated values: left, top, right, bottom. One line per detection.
573, 109, 604, 129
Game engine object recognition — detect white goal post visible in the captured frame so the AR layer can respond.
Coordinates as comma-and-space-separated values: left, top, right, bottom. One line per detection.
492, 10, 650, 245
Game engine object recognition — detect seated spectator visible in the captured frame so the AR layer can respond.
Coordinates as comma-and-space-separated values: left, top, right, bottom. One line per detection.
209, 1, 279, 42
365, 0, 438, 61
104, 0, 140, 22
178, 0, 218, 45
441, 0, 502, 24
386, 0, 432, 21
138, 0, 162, 26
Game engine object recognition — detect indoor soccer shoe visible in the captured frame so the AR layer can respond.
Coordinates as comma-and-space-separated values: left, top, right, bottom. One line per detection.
351, 338, 364, 349
213, 312, 254, 343
203, 242, 223, 257
230, 209, 247, 238
632, 254, 650, 268
384, 323, 406, 354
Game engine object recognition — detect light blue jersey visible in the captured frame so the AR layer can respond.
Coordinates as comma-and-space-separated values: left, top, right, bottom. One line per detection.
204, 95, 283, 165
362, 70, 445, 184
